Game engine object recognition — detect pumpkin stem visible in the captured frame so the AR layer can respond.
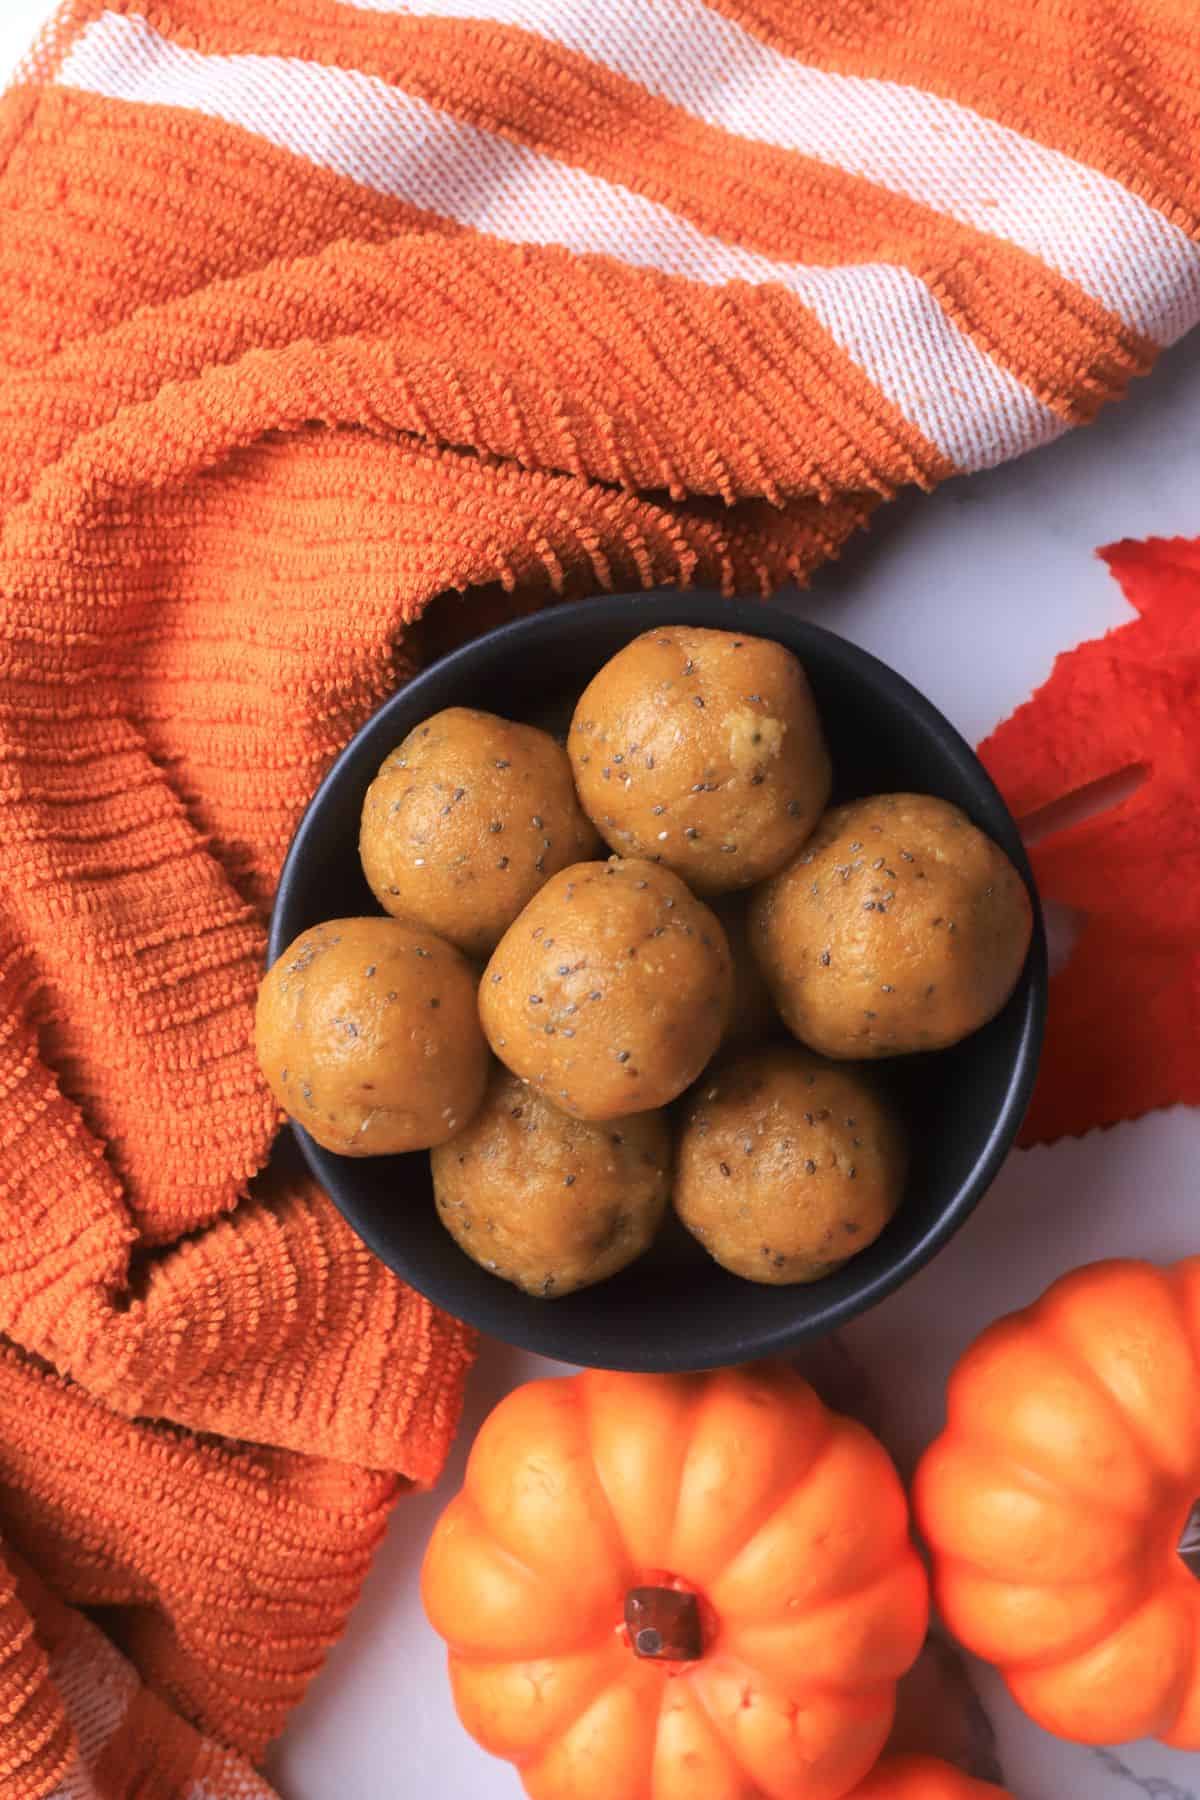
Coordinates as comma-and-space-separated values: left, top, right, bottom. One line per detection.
625, 1586, 703, 1662
1177, 1500, 1200, 1579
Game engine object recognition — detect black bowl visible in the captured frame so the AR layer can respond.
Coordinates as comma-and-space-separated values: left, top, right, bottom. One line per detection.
269, 592, 1046, 1370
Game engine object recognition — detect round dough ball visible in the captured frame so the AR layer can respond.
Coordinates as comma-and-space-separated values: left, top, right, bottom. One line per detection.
674, 1045, 907, 1284
479, 859, 733, 1120
749, 794, 1034, 1058
255, 916, 488, 1156
432, 1067, 671, 1297
711, 893, 779, 1048
360, 707, 599, 958
568, 626, 830, 893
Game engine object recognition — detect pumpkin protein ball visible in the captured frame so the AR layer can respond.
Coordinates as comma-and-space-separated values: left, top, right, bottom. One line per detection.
568, 626, 831, 893
674, 1044, 907, 1284
749, 793, 1034, 1059
431, 1067, 671, 1297
359, 706, 599, 958
479, 858, 733, 1120
254, 916, 488, 1156
711, 892, 779, 1048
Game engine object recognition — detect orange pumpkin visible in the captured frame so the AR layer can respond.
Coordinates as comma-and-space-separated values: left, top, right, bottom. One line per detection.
423, 1364, 928, 1800
916, 1257, 1200, 1747
847, 1755, 1012, 1798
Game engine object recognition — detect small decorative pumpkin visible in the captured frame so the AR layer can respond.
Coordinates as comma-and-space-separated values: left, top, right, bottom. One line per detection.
423, 1364, 928, 1800
916, 1257, 1200, 1747
847, 1755, 1012, 1798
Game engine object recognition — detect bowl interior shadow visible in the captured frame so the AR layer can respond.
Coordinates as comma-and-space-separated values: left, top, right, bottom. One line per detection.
270, 592, 1045, 1371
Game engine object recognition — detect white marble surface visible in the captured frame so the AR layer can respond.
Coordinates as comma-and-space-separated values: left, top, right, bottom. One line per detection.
4, 4, 1200, 1795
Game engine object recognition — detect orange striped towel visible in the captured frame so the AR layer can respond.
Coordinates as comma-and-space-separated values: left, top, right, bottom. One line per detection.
0, 1, 1197, 1791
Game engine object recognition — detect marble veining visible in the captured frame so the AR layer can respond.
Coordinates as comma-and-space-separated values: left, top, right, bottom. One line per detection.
1092, 1747, 1197, 1799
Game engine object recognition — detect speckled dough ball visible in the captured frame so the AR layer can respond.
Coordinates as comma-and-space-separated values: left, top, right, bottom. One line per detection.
674, 1045, 907, 1284
359, 707, 599, 958
568, 627, 831, 893
479, 859, 733, 1120
749, 793, 1034, 1058
431, 1067, 671, 1297
254, 917, 488, 1156
712, 893, 779, 1049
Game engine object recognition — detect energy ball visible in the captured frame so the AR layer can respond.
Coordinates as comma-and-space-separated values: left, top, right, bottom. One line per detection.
479, 858, 733, 1120
712, 893, 779, 1049
359, 707, 599, 958
431, 1068, 671, 1297
254, 916, 488, 1156
749, 793, 1034, 1058
674, 1045, 907, 1284
568, 627, 831, 893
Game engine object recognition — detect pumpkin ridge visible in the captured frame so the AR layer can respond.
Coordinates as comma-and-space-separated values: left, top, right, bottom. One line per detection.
682, 1655, 794, 1800
1038, 1276, 1200, 1489
1164, 1263, 1200, 1479
722, 1553, 929, 1686
1006, 1585, 1197, 1739
447, 1642, 627, 1761
944, 1305, 1177, 1518
949, 1424, 1152, 1531
521, 1664, 663, 1797
1164, 1514, 1200, 1743
578, 1370, 700, 1574
690, 1649, 897, 1715
661, 1375, 730, 1573
665, 1370, 837, 1593
453, 1487, 594, 1597
930, 1550, 1157, 1672
569, 1374, 649, 1577
651, 1676, 771, 1800
681, 1414, 840, 1598
686, 1653, 895, 1799
702, 1418, 846, 1602
447, 1490, 622, 1660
